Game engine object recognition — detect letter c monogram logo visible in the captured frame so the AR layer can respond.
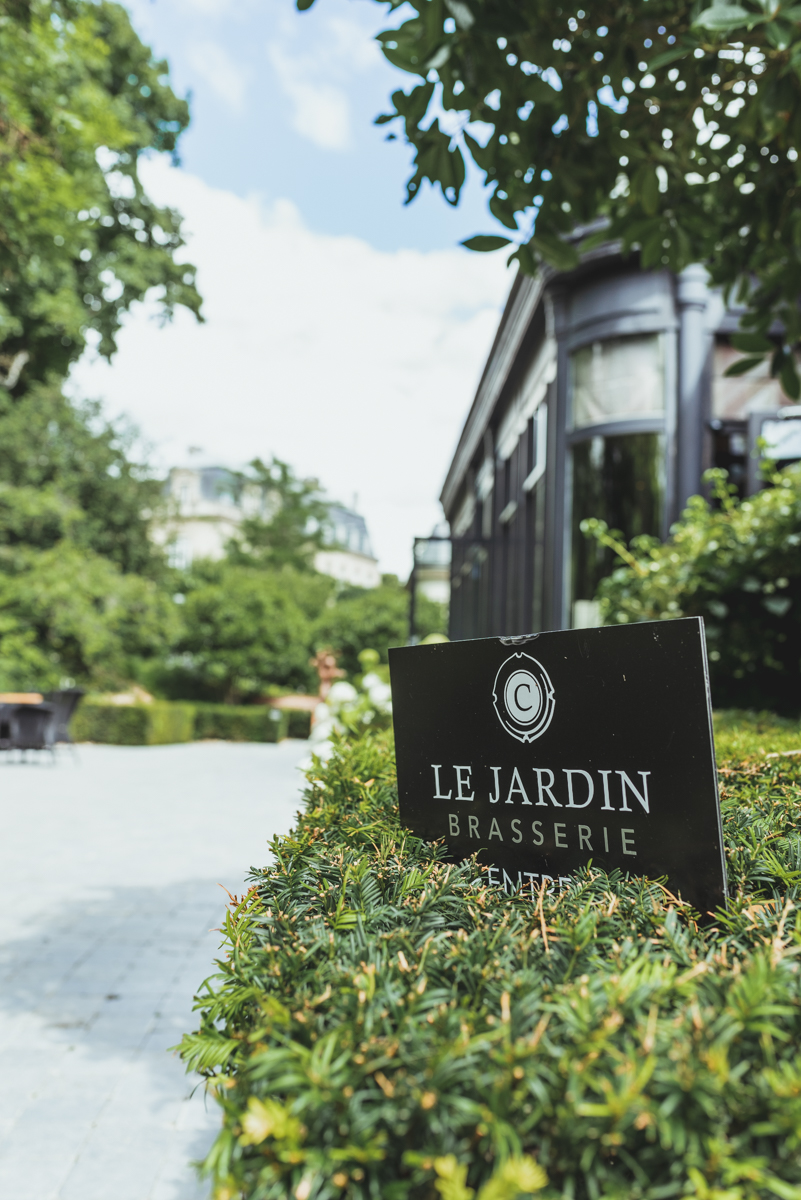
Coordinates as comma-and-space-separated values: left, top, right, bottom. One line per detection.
492, 652, 556, 743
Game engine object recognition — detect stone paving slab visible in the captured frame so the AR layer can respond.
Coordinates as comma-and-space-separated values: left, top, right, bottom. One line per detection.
0, 740, 310, 1200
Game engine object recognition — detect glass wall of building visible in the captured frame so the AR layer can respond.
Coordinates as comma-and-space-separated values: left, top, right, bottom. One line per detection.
570, 433, 665, 626
568, 334, 667, 627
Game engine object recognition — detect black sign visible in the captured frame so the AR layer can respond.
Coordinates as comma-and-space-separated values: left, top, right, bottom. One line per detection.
389, 618, 727, 916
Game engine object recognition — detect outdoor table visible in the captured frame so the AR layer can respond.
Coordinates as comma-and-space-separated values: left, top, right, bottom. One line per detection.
0, 695, 54, 755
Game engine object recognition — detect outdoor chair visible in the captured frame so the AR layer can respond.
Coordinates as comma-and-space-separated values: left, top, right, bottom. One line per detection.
10, 704, 56, 760
0, 702, 14, 750
43, 688, 85, 744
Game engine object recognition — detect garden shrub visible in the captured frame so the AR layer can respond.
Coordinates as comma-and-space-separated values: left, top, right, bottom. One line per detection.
0, 541, 179, 692
147, 701, 195, 745
179, 723, 801, 1200
585, 464, 801, 711
72, 701, 296, 744
172, 565, 315, 702
313, 576, 446, 677
193, 704, 288, 743
72, 700, 194, 744
286, 709, 312, 739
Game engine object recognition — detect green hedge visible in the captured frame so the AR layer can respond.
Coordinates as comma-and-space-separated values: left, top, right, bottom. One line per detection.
72, 701, 195, 745
178, 724, 801, 1200
193, 704, 288, 743
286, 708, 312, 739
71, 701, 295, 744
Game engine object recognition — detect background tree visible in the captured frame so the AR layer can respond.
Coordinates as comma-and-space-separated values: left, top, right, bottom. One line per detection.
166, 567, 315, 703
0, 0, 200, 690
226, 457, 332, 572
0, 541, 178, 691
300, 0, 801, 389
313, 575, 447, 677
0, 381, 164, 576
0, 0, 201, 388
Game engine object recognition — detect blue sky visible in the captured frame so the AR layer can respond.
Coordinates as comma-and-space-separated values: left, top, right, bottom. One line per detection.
129, 0, 492, 252
72, 0, 511, 576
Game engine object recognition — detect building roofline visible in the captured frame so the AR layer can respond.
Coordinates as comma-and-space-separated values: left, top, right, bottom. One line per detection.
439, 234, 626, 516
440, 270, 544, 515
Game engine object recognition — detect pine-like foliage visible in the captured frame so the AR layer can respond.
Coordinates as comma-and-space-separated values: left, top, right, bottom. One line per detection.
178, 725, 801, 1200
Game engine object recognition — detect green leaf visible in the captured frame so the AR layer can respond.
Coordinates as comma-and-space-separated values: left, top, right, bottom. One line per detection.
724, 354, 767, 376
426, 42, 452, 71
730, 332, 775, 353
489, 191, 519, 229
509, 242, 538, 273
296, 0, 317, 8
461, 235, 512, 252
640, 167, 659, 216
780, 355, 801, 399
693, 4, 751, 30
648, 45, 695, 70
641, 228, 665, 266
463, 130, 496, 173
440, 143, 466, 202
392, 82, 436, 128
379, 27, 430, 75
445, 0, 475, 31
528, 232, 580, 271
766, 19, 794, 47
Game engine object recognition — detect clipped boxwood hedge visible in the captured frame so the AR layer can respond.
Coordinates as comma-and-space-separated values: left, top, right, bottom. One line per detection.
72, 701, 195, 745
194, 704, 288, 743
286, 708, 313, 740
179, 726, 801, 1200
71, 701, 294, 745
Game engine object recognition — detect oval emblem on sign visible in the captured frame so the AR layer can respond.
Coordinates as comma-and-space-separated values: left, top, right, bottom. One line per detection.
492, 652, 555, 743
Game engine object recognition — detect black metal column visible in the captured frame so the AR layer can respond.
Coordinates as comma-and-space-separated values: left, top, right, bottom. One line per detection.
676, 265, 711, 515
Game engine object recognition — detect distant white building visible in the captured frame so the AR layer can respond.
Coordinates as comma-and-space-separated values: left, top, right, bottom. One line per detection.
315, 504, 381, 589
154, 466, 381, 588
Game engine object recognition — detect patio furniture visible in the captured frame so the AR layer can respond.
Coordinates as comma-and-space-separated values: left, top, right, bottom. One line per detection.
0, 703, 15, 750
43, 688, 85, 744
9, 704, 56, 759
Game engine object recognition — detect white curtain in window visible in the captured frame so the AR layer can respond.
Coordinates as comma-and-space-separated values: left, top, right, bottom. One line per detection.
570, 335, 664, 429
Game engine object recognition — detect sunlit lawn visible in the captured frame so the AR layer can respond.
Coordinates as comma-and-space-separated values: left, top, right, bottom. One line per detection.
714, 709, 801, 763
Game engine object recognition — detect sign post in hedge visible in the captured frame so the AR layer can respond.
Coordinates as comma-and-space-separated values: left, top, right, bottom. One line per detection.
389, 617, 727, 916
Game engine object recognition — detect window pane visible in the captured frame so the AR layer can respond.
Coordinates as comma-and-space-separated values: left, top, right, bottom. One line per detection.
712, 341, 796, 419
571, 432, 665, 627
570, 335, 664, 429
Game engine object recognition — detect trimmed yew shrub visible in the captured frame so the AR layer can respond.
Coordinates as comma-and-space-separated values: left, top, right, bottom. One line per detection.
192, 704, 288, 743
72, 700, 195, 745
178, 726, 801, 1200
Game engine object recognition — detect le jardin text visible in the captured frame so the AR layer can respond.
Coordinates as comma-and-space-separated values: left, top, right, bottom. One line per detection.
432, 762, 652, 885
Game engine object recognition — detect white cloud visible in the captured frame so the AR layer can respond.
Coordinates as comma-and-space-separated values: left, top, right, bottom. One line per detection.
187, 41, 250, 111
69, 160, 511, 576
269, 46, 351, 150
267, 8, 382, 152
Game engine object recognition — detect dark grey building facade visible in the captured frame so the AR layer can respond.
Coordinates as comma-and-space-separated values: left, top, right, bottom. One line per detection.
440, 244, 799, 640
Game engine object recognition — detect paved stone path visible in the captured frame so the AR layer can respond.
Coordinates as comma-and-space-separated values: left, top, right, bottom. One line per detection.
0, 740, 310, 1200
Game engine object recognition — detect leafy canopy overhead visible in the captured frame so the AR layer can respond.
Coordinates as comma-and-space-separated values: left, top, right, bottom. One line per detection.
300, 0, 801, 391
0, 0, 201, 387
